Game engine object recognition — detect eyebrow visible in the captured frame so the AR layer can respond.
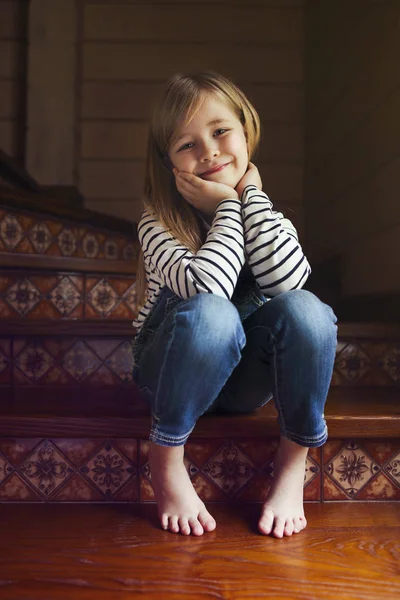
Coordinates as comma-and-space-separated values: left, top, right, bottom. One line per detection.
172, 119, 232, 145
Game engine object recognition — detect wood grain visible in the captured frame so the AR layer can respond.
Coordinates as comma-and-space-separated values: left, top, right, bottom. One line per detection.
0, 503, 399, 599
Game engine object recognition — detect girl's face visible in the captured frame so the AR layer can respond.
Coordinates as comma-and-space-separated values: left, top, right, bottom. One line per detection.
168, 94, 249, 189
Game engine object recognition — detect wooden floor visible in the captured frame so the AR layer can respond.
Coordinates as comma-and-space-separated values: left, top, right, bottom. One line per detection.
1, 503, 399, 599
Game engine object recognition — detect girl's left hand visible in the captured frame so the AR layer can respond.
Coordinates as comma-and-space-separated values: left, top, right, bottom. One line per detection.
173, 169, 239, 215
235, 162, 263, 198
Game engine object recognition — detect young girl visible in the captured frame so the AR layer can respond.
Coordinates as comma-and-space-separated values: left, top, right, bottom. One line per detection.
132, 71, 337, 539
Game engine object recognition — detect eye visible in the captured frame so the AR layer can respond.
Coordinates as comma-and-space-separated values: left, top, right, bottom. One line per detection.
177, 142, 194, 152
214, 128, 228, 136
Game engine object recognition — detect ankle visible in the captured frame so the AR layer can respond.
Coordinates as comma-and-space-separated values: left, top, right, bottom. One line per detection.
275, 436, 308, 469
149, 442, 185, 468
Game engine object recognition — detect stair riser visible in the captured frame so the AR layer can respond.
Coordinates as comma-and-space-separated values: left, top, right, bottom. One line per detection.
1, 335, 399, 393
0, 437, 399, 503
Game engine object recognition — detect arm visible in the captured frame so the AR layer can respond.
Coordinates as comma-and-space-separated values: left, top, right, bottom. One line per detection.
138, 198, 245, 300
241, 184, 311, 295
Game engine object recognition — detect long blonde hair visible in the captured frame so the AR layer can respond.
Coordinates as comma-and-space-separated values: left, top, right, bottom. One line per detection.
135, 71, 261, 308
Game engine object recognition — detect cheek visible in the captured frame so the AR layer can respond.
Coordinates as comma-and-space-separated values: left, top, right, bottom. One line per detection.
228, 136, 248, 164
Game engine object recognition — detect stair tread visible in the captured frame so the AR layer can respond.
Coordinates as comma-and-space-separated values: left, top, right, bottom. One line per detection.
1, 388, 399, 438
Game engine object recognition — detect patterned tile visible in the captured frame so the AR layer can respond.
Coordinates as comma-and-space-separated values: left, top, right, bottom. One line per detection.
48, 276, 82, 316
323, 440, 400, 500
0, 339, 11, 384
82, 233, 99, 259
85, 277, 137, 319
29, 222, 52, 253
384, 451, 400, 486
335, 344, 373, 383
0, 214, 24, 250
11, 337, 136, 387
202, 441, 257, 498
381, 345, 400, 383
18, 439, 75, 499
1, 273, 85, 320
15, 341, 55, 382
0, 437, 399, 502
62, 341, 102, 382
0, 452, 14, 485
0, 207, 138, 263
5, 278, 41, 316
79, 440, 136, 500
324, 441, 380, 498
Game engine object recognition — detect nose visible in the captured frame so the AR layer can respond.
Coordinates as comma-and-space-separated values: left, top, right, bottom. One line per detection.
199, 139, 220, 163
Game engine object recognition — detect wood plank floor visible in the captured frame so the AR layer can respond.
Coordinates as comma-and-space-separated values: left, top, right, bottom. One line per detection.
1, 503, 399, 599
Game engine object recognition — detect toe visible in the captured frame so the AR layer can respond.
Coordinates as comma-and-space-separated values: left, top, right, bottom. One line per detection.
188, 517, 204, 536
299, 516, 307, 529
258, 506, 275, 535
284, 519, 295, 536
169, 516, 179, 533
178, 517, 190, 536
160, 514, 169, 530
293, 517, 302, 533
198, 510, 216, 532
272, 516, 286, 538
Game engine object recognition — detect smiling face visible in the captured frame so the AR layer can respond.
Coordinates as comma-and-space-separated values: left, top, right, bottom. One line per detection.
168, 93, 249, 189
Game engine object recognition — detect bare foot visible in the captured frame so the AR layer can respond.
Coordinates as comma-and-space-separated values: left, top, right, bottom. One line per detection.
149, 442, 216, 536
258, 436, 308, 538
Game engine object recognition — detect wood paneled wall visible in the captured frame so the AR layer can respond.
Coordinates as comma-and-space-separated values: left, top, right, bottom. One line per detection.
0, 0, 28, 162
78, 0, 305, 235
305, 0, 400, 295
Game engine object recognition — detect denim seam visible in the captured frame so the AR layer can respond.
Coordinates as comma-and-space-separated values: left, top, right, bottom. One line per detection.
149, 423, 196, 445
271, 338, 289, 438
282, 425, 328, 448
151, 307, 178, 420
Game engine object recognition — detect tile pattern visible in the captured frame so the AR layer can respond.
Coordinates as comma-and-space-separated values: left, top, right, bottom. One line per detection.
0, 437, 399, 503
11, 338, 135, 386
323, 440, 400, 500
0, 208, 138, 262
0, 272, 137, 320
331, 340, 400, 386
4, 336, 400, 390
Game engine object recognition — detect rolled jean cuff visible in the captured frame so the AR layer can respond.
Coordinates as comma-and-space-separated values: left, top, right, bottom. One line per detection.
149, 422, 196, 447
282, 424, 328, 448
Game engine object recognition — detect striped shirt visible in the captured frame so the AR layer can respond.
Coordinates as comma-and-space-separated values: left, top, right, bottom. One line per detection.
133, 184, 311, 331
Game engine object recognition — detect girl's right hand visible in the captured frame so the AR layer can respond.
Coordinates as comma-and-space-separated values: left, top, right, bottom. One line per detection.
235, 162, 263, 198
173, 169, 239, 215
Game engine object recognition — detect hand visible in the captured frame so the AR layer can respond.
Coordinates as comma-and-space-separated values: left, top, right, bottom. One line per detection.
173, 169, 239, 215
235, 162, 262, 198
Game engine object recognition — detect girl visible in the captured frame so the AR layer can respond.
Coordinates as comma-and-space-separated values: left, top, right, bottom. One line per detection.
132, 71, 337, 539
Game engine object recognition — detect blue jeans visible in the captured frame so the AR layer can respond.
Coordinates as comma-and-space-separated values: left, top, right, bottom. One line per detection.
132, 275, 337, 448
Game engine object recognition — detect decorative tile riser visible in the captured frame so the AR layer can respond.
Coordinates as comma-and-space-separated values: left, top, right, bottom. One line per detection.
0, 438, 399, 503
1, 336, 399, 388
0, 208, 138, 261
0, 272, 138, 319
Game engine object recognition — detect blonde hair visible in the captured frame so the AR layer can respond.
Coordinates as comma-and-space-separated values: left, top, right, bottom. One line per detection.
135, 71, 261, 308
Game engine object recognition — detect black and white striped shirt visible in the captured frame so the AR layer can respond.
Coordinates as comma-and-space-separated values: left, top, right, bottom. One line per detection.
133, 184, 311, 331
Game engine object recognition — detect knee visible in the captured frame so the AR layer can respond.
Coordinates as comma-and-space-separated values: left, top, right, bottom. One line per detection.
275, 289, 337, 346
175, 293, 245, 351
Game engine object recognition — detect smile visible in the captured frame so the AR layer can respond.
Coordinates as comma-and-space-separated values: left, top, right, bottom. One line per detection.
200, 162, 230, 177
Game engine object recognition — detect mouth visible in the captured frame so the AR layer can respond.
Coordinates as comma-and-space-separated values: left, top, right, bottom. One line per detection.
199, 162, 230, 177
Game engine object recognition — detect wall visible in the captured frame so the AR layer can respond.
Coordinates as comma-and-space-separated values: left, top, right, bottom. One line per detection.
78, 0, 305, 234
305, 0, 400, 295
0, 0, 28, 163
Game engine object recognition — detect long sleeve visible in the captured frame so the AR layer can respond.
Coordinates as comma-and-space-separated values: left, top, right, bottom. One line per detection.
241, 185, 311, 295
137, 198, 245, 302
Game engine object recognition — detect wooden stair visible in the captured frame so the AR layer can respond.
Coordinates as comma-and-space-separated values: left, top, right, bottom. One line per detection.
1, 187, 399, 506
1, 502, 399, 599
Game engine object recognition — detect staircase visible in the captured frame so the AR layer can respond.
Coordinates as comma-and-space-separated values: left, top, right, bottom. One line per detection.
0, 183, 399, 507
